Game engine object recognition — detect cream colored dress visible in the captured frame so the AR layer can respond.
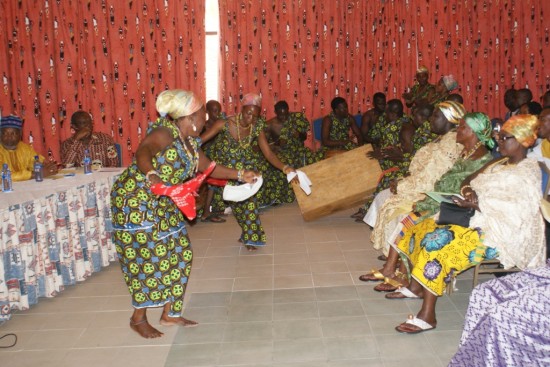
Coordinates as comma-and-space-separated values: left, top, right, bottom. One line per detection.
371, 131, 462, 254
469, 158, 546, 269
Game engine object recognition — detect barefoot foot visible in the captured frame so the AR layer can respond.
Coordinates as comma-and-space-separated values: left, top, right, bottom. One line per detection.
245, 245, 258, 252
159, 316, 199, 328
130, 318, 164, 338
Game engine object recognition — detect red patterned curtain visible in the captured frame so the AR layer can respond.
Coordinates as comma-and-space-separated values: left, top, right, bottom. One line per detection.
219, 0, 549, 147
0, 0, 205, 164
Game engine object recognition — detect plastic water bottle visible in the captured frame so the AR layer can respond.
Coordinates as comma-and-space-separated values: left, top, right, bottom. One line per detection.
34, 156, 44, 182
2, 163, 13, 192
83, 149, 92, 174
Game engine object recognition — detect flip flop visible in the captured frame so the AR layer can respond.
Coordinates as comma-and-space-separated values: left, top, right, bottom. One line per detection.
395, 315, 436, 334
359, 269, 386, 282
201, 214, 226, 223
385, 287, 421, 300
374, 276, 404, 292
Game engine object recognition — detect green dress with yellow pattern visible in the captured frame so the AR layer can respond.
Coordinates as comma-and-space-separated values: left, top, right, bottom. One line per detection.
206, 118, 268, 246
111, 118, 198, 316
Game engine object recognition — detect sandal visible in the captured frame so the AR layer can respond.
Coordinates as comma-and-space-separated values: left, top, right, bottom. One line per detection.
385, 287, 421, 300
201, 214, 226, 223
395, 315, 436, 334
359, 269, 386, 282
374, 270, 409, 292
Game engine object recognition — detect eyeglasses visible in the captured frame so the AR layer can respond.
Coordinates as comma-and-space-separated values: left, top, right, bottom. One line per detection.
497, 134, 516, 142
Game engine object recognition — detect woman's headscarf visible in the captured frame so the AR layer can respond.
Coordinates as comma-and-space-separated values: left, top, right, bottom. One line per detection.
464, 112, 495, 149
436, 101, 466, 124
442, 75, 458, 91
501, 114, 540, 148
241, 93, 262, 107
156, 89, 203, 120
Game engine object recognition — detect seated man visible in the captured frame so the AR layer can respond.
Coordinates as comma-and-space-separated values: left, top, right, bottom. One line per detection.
0, 115, 58, 181
61, 111, 118, 167
402, 66, 436, 109
360, 92, 386, 146
321, 97, 363, 156
266, 100, 324, 168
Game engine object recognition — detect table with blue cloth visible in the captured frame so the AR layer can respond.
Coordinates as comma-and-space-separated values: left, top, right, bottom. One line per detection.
0, 168, 122, 321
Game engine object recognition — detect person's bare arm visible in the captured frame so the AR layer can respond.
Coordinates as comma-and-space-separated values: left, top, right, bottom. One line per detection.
199, 119, 225, 144
350, 114, 364, 145
198, 150, 258, 183
258, 130, 294, 173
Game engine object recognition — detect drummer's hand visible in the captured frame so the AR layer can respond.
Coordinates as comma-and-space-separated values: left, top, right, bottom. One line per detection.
242, 170, 260, 184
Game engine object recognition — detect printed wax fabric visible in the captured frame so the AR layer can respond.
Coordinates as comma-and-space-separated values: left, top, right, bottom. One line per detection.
205, 118, 268, 246
110, 118, 199, 315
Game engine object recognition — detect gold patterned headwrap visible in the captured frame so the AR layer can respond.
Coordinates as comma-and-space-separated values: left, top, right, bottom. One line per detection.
156, 89, 203, 120
416, 66, 429, 74
464, 112, 495, 149
241, 93, 262, 107
501, 114, 540, 148
436, 101, 466, 124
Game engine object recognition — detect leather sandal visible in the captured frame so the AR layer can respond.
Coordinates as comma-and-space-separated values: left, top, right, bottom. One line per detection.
359, 269, 386, 282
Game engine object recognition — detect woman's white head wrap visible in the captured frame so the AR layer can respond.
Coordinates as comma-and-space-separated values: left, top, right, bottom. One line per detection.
156, 89, 203, 119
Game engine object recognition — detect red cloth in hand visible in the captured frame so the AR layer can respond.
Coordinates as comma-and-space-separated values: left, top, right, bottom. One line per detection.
150, 161, 216, 220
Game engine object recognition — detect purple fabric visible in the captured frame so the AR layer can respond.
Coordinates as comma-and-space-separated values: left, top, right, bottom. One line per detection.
448, 265, 550, 366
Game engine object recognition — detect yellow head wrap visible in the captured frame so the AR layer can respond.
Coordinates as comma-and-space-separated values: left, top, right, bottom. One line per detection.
501, 114, 539, 148
156, 89, 203, 120
436, 101, 466, 124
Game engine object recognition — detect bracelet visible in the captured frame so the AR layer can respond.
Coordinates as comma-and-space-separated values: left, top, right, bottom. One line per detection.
237, 169, 244, 182
282, 165, 290, 173
460, 185, 472, 196
145, 169, 160, 181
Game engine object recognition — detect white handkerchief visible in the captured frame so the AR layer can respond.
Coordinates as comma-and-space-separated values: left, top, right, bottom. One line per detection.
223, 176, 264, 202
287, 170, 312, 195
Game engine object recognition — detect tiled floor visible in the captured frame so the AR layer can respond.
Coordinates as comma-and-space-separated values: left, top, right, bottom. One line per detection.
0, 203, 486, 367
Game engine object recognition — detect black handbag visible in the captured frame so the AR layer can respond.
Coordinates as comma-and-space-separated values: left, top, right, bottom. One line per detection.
437, 202, 474, 227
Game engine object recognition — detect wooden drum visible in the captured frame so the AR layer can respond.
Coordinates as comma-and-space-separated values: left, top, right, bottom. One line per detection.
292, 144, 382, 221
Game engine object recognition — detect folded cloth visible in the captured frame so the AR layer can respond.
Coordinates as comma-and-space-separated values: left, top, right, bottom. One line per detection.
150, 161, 216, 220
287, 170, 312, 195
223, 176, 263, 202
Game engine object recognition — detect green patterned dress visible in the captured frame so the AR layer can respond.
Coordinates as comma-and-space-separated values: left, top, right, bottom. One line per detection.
363, 116, 409, 211
110, 118, 198, 316
323, 112, 358, 151
206, 118, 268, 246
268, 112, 324, 168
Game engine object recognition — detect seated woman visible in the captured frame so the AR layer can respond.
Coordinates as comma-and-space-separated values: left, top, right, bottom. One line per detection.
361, 112, 495, 290
368, 101, 466, 257
425, 74, 459, 105
449, 262, 550, 366
388, 115, 546, 334
321, 97, 363, 156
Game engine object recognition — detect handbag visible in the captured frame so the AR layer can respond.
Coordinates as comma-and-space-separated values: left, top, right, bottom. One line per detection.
437, 201, 474, 227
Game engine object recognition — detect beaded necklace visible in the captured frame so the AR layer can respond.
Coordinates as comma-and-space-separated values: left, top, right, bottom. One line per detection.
234, 114, 253, 149
460, 141, 483, 160
176, 127, 199, 173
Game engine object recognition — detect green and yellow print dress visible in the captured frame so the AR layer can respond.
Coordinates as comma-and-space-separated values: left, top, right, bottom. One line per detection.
111, 118, 198, 316
273, 112, 324, 168
323, 112, 358, 151
206, 119, 268, 247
